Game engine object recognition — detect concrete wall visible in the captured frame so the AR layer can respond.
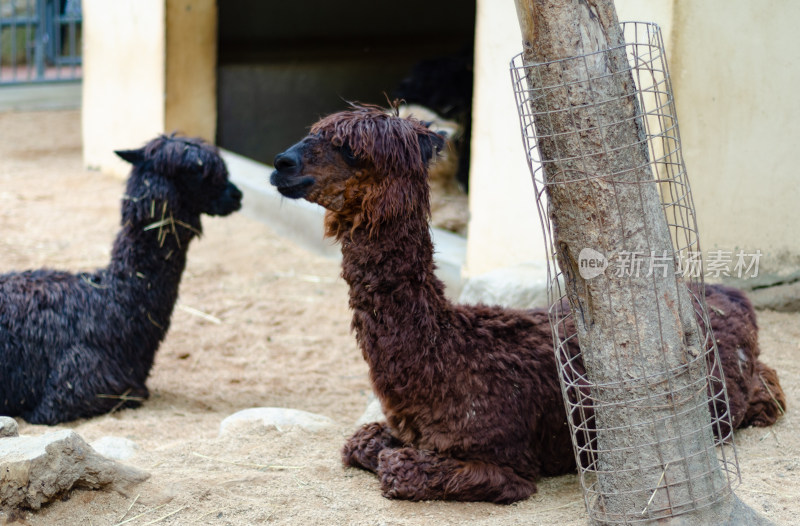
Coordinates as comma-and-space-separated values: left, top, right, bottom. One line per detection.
165, 0, 217, 143
82, 0, 165, 176
466, 1, 797, 284
466, 0, 543, 277
82, 0, 216, 177
670, 0, 800, 280
466, 0, 674, 277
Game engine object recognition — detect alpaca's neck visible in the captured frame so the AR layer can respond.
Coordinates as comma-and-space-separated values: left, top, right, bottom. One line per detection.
341, 215, 444, 304
103, 211, 198, 331
340, 214, 450, 388
108, 221, 193, 278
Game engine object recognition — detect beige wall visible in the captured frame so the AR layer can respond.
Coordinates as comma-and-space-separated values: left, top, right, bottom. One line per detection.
82, 0, 165, 176
671, 0, 800, 278
165, 0, 217, 140
467, 1, 797, 281
466, 0, 543, 277
82, 0, 216, 178
466, 1, 673, 277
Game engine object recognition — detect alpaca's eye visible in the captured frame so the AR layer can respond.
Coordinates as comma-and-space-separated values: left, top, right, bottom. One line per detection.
339, 144, 359, 166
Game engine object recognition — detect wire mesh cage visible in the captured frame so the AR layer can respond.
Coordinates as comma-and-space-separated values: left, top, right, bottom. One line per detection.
510, 22, 740, 523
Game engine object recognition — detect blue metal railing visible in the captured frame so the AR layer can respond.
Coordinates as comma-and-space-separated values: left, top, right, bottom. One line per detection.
0, 0, 82, 84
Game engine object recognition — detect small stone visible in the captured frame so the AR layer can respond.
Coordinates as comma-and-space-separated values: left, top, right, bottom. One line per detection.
355, 396, 386, 427
459, 263, 551, 309
0, 417, 19, 438
90, 436, 139, 461
219, 407, 334, 436
746, 281, 800, 312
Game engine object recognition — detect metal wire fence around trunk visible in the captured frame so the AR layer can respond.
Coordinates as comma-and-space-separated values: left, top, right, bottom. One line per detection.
510, 22, 740, 523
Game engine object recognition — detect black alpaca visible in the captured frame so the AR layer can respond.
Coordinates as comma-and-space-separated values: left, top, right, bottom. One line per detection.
0, 135, 242, 425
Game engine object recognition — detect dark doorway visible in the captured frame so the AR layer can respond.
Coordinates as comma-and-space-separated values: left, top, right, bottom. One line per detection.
217, 0, 475, 167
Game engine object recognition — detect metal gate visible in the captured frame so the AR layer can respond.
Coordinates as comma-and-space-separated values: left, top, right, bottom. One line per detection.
0, 0, 81, 84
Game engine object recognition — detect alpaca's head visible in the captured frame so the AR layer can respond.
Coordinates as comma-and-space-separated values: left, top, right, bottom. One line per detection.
116, 134, 242, 226
270, 104, 444, 239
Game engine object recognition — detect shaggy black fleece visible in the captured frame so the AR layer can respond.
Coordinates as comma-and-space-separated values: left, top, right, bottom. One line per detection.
0, 135, 242, 425
270, 104, 786, 504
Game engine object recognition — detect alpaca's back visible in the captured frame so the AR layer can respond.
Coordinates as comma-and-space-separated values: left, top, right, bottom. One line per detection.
0, 269, 91, 341
702, 284, 785, 428
0, 269, 89, 416
443, 303, 579, 477
528, 283, 784, 441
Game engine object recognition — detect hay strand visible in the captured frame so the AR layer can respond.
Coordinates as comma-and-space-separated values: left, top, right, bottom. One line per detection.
81, 274, 109, 289
178, 304, 222, 324
191, 452, 302, 471
97, 388, 145, 414
96, 391, 146, 402
641, 462, 670, 515
759, 372, 786, 416
117, 493, 140, 523
111, 503, 168, 526
147, 312, 164, 329
141, 506, 188, 526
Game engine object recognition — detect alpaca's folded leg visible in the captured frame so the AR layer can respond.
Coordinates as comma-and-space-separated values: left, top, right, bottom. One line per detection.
377, 447, 536, 504
23, 346, 148, 425
22, 400, 60, 426
342, 422, 400, 473
743, 361, 787, 427
25, 380, 148, 425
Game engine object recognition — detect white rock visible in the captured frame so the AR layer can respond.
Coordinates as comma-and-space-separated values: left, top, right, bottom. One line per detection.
219, 407, 334, 436
90, 436, 139, 461
0, 417, 18, 438
0, 429, 149, 510
459, 262, 552, 309
355, 397, 386, 427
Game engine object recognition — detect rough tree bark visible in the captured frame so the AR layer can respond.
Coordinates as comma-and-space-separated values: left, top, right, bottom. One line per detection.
512, 0, 769, 524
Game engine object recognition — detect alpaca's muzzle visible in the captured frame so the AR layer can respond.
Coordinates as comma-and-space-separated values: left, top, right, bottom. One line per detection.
271, 145, 315, 199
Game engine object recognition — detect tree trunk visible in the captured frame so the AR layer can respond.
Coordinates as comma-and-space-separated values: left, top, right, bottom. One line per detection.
512, 0, 768, 523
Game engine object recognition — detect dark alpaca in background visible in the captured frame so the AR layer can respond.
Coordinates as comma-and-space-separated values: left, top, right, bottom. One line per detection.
270, 105, 785, 504
698, 284, 786, 431
393, 49, 473, 191
0, 135, 242, 425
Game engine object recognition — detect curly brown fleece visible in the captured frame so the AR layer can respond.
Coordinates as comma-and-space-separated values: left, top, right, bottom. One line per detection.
270, 104, 785, 504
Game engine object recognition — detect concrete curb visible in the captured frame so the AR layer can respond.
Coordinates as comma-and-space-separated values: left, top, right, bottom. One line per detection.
0, 82, 82, 112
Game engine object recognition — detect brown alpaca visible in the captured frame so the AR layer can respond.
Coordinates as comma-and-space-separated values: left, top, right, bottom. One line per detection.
270, 104, 786, 504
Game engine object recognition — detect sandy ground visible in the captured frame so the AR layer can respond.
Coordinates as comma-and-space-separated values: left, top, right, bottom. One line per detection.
0, 110, 798, 525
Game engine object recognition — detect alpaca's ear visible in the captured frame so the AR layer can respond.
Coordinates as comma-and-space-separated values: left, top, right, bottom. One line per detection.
418, 132, 445, 165
115, 148, 146, 165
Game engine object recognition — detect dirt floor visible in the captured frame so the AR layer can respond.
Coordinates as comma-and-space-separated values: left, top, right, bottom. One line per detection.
0, 110, 798, 525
